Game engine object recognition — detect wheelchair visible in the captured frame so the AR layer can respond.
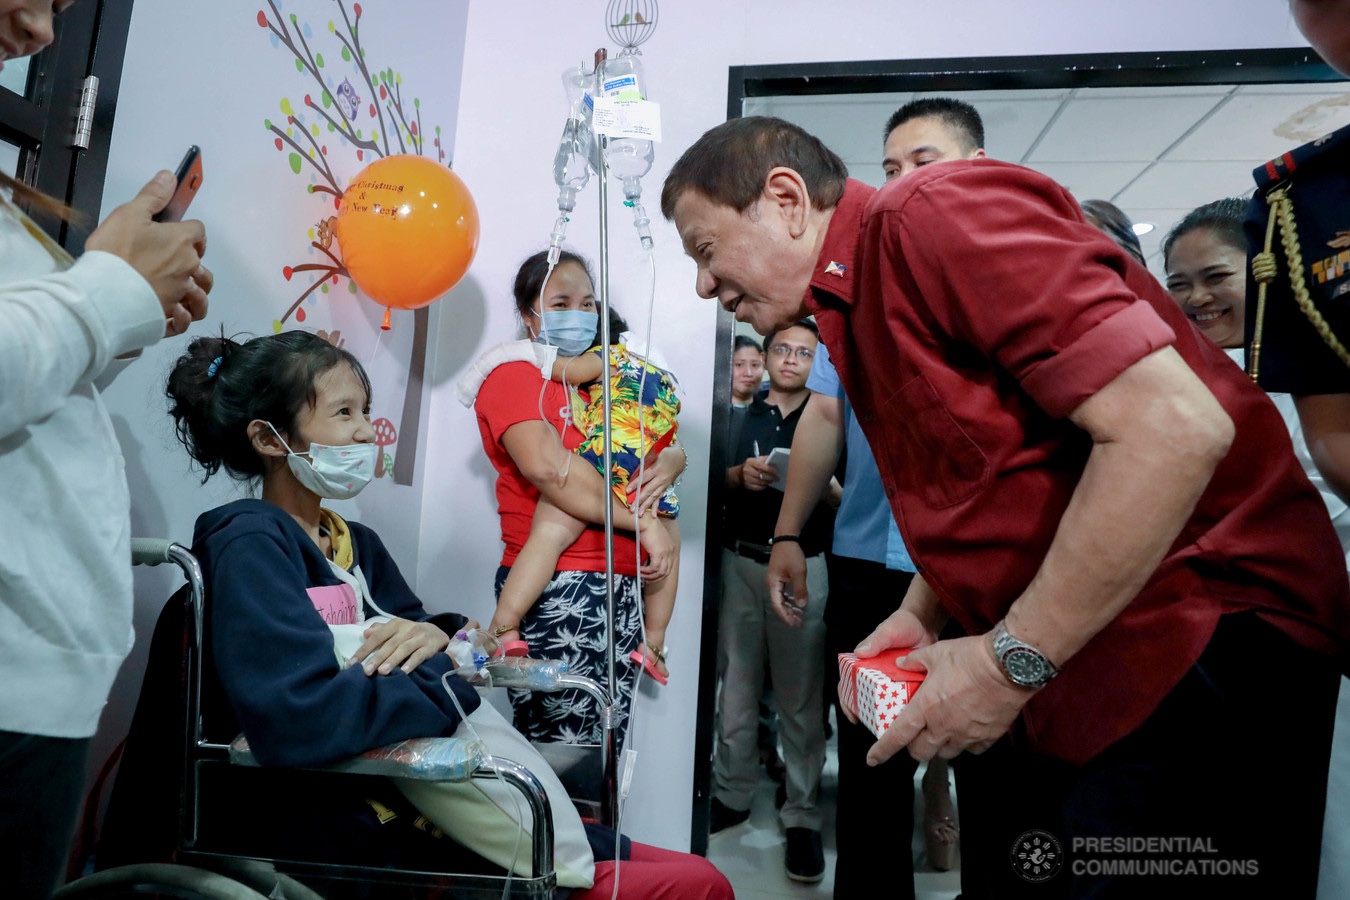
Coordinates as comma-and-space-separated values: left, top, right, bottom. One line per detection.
56, 539, 620, 899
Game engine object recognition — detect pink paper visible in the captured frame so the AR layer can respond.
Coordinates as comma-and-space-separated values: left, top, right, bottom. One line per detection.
307, 583, 358, 625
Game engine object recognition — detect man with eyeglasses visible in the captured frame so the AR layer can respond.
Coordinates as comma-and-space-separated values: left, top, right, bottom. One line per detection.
713, 319, 840, 884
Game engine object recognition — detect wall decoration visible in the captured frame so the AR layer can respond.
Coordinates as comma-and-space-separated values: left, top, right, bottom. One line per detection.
256, 0, 455, 486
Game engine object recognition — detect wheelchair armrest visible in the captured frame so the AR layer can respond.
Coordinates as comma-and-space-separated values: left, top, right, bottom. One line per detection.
484, 658, 612, 709
229, 733, 556, 877
229, 734, 486, 781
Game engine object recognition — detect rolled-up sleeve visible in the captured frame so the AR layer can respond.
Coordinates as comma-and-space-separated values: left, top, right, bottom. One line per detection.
1020, 301, 1175, 418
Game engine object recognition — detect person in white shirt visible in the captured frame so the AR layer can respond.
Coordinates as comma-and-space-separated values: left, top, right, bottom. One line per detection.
0, 5, 213, 895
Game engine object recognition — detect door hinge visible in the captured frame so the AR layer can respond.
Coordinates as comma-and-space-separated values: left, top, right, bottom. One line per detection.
72, 75, 99, 150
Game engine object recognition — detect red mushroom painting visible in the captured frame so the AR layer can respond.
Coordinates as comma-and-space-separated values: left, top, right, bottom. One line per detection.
373, 417, 397, 478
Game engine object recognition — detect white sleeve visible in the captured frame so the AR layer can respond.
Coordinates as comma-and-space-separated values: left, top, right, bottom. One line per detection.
620, 330, 670, 371
619, 330, 677, 389
454, 339, 552, 407
0, 248, 162, 440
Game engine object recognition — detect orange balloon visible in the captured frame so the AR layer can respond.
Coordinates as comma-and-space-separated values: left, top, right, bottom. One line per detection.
335, 154, 480, 310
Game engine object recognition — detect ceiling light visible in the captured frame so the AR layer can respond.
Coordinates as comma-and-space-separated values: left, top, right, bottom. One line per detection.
1132, 222, 1156, 236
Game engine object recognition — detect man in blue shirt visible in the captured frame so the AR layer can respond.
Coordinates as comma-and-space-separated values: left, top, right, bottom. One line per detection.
768, 341, 947, 896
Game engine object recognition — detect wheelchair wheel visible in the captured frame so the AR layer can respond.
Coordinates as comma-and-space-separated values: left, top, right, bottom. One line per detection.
54, 863, 270, 900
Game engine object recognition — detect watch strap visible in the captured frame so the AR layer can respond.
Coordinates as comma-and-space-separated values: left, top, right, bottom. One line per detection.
990, 619, 1059, 688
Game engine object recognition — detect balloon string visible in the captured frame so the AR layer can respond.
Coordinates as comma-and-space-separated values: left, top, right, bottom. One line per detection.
367, 320, 385, 372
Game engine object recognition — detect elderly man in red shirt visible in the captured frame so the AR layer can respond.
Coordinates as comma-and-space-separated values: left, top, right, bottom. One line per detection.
662, 117, 1349, 898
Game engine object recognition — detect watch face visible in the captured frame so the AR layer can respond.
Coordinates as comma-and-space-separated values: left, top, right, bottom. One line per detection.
1004, 647, 1048, 686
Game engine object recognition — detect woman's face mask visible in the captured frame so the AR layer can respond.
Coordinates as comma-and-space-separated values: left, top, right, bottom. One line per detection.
531, 261, 600, 357
535, 308, 598, 357
266, 423, 378, 500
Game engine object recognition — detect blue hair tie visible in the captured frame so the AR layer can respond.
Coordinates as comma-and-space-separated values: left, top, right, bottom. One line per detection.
207, 356, 223, 378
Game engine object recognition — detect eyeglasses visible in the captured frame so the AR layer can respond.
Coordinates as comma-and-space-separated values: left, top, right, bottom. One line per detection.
768, 345, 814, 360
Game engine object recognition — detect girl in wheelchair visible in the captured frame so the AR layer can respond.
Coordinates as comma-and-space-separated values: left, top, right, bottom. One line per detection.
159, 330, 730, 898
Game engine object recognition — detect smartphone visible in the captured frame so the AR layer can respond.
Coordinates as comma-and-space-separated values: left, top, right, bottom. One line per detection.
153, 145, 203, 223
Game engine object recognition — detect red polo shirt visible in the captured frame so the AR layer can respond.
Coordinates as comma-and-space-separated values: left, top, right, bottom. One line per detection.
475, 360, 638, 575
806, 165, 1350, 765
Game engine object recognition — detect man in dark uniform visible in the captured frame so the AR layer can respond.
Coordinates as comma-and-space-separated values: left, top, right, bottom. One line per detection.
1243, 5, 1350, 896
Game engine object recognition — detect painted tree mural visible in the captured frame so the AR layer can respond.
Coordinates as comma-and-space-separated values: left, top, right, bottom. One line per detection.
257, 0, 450, 486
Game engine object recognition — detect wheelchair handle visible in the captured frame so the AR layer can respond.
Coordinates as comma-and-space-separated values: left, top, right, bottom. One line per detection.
131, 538, 179, 567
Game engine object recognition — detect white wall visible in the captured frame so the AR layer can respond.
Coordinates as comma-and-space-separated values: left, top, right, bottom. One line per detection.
96, 0, 468, 783
429, 0, 1311, 851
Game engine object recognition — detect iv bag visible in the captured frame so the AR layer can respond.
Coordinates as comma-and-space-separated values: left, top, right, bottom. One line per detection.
553, 65, 598, 212
600, 49, 654, 197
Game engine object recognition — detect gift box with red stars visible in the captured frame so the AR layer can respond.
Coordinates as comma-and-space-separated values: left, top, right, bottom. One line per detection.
837, 648, 927, 739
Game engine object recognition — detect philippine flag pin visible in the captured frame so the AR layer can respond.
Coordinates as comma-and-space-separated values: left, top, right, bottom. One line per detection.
824, 260, 847, 277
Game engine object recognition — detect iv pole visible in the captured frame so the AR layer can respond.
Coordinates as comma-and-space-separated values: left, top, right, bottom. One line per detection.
593, 45, 621, 829
567, 0, 658, 824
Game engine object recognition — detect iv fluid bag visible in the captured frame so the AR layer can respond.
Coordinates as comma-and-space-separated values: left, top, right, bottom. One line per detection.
601, 51, 654, 194
553, 65, 598, 210
554, 118, 592, 198
562, 64, 595, 122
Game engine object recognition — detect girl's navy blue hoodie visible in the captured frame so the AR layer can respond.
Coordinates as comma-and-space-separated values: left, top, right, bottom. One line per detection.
193, 498, 481, 767
101, 498, 488, 868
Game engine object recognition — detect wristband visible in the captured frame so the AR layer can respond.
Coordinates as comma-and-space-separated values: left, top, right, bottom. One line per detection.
672, 440, 689, 486
769, 535, 801, 546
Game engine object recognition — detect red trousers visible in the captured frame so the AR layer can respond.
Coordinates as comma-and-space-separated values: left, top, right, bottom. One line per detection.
573, 841, 734, 900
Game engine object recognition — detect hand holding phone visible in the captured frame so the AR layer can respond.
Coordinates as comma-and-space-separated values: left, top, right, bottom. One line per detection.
86, 149, 212, 335
152, 145, 203, 223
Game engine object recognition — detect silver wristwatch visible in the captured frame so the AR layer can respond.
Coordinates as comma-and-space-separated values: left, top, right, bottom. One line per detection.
990, 620, 1058, 689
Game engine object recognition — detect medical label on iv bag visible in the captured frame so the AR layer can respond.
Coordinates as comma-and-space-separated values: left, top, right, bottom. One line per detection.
593, 97, 662, 142
601, 74, 643, 102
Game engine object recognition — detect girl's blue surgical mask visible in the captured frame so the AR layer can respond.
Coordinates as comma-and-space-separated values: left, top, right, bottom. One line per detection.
536, 309, 598, 357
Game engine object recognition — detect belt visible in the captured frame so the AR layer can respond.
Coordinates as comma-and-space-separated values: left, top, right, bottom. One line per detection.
725, 539, 773, 564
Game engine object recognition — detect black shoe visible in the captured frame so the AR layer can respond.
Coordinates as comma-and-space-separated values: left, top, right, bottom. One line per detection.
709, 797, 751, 834
785, 827, 825, 883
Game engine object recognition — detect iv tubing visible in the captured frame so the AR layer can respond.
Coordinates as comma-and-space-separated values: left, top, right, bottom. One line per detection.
440, 670, 524, 900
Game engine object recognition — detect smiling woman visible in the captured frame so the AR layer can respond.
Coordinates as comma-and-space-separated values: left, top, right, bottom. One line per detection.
1163, 197, 1251, 349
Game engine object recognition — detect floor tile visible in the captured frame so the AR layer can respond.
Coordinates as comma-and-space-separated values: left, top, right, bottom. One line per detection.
706, 718, 961, 897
